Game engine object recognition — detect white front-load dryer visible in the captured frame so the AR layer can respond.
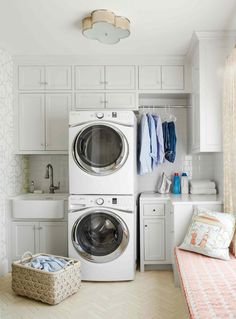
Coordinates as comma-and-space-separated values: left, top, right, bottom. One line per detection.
68, 195, 136, 281
69, 110, 137, 195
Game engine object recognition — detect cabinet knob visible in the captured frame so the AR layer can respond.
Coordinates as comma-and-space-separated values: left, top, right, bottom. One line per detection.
153, 209, 156, 212
144, 225, 147, 228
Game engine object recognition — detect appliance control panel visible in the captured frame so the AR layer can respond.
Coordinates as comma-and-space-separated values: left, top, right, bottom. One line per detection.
69, 111, 135, 126
69, 195, 135, 211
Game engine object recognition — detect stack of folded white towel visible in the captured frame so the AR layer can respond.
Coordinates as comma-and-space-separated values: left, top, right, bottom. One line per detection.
190, 180, 217, 195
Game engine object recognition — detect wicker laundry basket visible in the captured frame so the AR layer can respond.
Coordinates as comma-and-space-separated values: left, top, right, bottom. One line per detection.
12, 252, 81, 305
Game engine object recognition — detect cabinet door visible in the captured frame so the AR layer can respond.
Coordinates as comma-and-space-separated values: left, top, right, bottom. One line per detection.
75, 66, 105, 90
11, 222, 38, 261
144, 219, 165, 261
162, 66, 184, 90
45, 94, 71, 150
105, 66, 135, 90
45, 66, 72, 90
19, 66, 45, 90
39, 222, 68, 257
138, 66, 161, 90
75, 93, 105, 109
19, 94, 45, 151
106, 93, 136, 110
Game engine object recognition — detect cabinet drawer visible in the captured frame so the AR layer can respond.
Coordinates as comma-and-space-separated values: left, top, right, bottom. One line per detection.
143, 204, 165, 216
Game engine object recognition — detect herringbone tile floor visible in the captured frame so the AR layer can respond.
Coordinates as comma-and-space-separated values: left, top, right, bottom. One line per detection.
0, 270, 188, 319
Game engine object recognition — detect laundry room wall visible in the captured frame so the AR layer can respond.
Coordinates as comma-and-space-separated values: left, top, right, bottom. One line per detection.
0, 49, 27, 275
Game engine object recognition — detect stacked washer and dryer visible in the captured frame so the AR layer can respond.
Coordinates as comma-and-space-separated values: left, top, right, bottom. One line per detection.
68, 110, 137, 281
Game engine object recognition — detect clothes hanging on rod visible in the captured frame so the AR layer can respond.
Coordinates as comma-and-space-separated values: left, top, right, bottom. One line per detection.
138, 108, 177, 175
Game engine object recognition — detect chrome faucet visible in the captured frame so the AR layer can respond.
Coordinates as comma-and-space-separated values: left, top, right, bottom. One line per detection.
45, 164, 60, 193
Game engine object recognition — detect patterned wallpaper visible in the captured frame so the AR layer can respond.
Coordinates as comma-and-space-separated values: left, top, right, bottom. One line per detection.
0, 49, 27, 275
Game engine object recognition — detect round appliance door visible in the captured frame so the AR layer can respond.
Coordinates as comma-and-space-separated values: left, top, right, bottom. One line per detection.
73, 123, 128, 175
72, 210, 129, 263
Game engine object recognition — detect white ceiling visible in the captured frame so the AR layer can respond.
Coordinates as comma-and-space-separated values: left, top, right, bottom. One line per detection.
0, 0, 236, 56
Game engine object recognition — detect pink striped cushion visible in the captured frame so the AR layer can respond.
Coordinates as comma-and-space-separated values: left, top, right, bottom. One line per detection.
175, 247, 236, 319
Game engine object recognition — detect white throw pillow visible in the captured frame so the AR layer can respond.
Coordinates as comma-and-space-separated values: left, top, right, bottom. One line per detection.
179, 207, 235, 260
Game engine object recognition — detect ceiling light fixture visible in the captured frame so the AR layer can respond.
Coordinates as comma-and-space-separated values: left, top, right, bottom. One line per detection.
82, 9, 130, 44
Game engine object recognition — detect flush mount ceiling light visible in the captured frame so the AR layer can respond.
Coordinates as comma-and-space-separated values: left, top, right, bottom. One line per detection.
82, 9, 130, 44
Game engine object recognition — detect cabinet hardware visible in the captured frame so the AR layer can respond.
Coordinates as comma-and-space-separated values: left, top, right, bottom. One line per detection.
144, 225, 147, 228
153, 209, 156, 212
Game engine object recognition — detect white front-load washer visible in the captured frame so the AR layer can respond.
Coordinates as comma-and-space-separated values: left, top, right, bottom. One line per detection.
69, 110, 137, 195
68, 195, 136, 281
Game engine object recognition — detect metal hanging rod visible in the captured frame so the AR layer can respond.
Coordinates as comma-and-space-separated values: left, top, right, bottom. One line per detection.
139, 105, 188, 109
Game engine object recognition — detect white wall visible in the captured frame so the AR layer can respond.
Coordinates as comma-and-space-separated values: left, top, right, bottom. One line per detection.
0, 49, 27, 275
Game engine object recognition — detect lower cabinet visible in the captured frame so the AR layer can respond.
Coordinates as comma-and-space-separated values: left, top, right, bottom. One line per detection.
140, 200, 171, 272
11, 221, 68, 261
144, 219, 165, 261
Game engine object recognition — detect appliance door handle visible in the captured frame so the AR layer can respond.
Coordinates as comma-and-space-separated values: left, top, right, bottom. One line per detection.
69, 204, 86, 211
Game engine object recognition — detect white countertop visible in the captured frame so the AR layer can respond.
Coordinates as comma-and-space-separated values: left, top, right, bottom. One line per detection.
139, 192, 223, 205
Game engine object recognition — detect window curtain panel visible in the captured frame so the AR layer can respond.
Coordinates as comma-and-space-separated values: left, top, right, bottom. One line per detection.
223, 49, 236, 255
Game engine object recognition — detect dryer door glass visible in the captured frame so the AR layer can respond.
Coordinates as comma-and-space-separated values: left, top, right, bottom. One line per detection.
72, 210, 129, 263
73, 124, 128, 175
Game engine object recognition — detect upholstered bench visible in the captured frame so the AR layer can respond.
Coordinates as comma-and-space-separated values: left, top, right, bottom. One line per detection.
175, 247, 236, 318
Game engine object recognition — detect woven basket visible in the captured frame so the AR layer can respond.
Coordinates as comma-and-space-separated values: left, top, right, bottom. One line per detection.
12, 252, 81, 305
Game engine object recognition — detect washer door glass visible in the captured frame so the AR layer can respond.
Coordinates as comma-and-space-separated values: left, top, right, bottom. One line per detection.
72, 210, 129, 263
73, 124, 128, 175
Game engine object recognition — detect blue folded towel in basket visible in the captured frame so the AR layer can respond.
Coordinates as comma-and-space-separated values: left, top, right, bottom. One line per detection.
24, 255, 69, 272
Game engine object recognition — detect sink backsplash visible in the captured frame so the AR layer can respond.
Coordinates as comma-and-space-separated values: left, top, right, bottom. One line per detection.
27, 155, 69, 193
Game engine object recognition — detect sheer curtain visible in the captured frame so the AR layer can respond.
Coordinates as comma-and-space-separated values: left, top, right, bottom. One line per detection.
223, 49, 236, 253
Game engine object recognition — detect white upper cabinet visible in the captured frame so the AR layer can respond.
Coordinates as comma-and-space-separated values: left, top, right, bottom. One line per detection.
75, 66, 105, 90
161, 65, 184, 90
188, 34, 233, 153
45, 94, 71, 150
105, 66, 135, 90
138, 66, 161, 90
106, 93, 136, 109
75, 92, 137, 110
18, 93, 71, 153
19, 94, 45, 151
19, 66, 45, 90
75, 65, 135, 90
19, 66, 72, 90
138, 65, 184, 90
75, 93, 104, 109
45, 66, 72, 90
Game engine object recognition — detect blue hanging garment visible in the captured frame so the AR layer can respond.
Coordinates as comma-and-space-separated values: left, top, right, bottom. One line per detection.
162, 121, 177, 163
